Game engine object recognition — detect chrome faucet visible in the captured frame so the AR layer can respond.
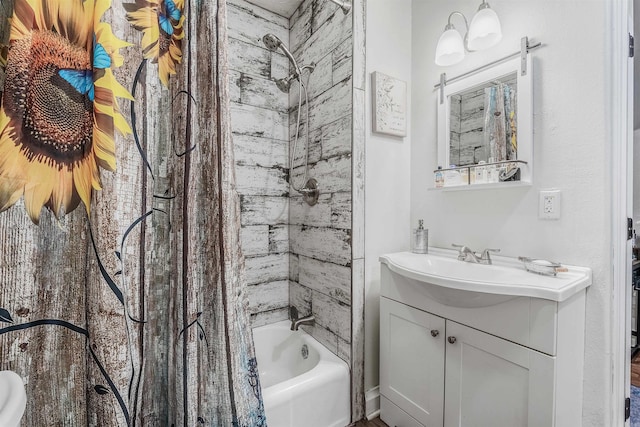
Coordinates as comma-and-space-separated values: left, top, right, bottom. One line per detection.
452, 244, 500, 265
290, 306, 315, 331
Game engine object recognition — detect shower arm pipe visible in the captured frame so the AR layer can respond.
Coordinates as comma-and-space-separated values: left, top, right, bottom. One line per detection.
328, 0, 351, 14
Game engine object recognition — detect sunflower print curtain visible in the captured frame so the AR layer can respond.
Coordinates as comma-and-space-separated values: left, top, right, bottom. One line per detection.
0, 0, 266, 425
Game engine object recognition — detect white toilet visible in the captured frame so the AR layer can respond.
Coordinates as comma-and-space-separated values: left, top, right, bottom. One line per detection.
0, 371, 26, 427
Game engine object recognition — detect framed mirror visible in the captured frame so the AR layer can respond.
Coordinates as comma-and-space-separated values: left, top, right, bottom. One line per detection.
437, 55, 532, 187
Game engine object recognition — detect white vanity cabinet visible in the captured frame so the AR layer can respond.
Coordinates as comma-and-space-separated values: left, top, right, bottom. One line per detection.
379, 251, 592, 427
380, 298, 445, 426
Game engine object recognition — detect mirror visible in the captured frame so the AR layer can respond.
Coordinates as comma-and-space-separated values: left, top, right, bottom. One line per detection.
437, 56, 532, 186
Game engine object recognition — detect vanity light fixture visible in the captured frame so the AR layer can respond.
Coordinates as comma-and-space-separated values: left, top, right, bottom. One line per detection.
434, 0, 502, 66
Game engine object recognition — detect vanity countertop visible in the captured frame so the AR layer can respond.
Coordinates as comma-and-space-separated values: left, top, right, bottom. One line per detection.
380, 248, 592, 303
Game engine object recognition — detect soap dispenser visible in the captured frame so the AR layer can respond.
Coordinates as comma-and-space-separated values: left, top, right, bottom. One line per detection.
412, 220, 428, 254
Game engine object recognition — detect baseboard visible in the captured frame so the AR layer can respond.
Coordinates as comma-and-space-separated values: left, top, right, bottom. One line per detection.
365, 386, 380, 420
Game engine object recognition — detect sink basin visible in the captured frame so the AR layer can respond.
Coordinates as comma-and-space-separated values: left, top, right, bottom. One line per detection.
380, 249, 592, 307
0, 370, 26, 427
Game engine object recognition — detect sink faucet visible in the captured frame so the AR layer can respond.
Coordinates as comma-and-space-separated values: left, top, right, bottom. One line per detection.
290, 306, 315, 331
452, 244, 500, 265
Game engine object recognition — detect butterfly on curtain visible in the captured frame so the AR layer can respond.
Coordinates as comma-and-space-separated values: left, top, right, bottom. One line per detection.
57, 40, 111, 102
159, 0, 181, 35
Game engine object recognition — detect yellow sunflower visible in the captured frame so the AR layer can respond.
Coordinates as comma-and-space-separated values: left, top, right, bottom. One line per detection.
0, 0, 133, 224
124, 0, 185, 87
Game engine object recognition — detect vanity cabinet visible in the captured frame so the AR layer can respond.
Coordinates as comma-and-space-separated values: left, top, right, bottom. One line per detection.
380, 298, 445, 426
379, 252, 591, 427
380, 298, 555, 427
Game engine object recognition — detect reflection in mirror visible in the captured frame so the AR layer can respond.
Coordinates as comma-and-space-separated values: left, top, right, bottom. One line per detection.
449, 73, 517, 166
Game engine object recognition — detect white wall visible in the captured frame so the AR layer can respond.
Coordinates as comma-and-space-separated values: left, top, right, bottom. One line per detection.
634, 130, 640, 225
364, 0, 413, 415
411, 1, 610, 425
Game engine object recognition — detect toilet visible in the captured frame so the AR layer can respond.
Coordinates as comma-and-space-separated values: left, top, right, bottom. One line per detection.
0, 371, 26, 427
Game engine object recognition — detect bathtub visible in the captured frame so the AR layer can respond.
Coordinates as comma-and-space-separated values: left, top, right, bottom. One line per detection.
252, 321, 350, 427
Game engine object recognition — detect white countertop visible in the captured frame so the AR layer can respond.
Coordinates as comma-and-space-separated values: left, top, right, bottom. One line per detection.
380, 248, 592, 302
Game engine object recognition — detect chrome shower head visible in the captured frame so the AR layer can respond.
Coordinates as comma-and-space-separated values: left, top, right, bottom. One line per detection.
275, 75, 295, 92
262, 33, 301, 76
262, 34, 282, 52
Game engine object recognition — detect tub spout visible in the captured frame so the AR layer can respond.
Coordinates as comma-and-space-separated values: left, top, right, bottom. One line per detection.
291, 315, 315, 331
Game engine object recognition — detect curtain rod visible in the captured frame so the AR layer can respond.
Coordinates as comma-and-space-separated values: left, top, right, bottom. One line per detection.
434, 36, 543, 91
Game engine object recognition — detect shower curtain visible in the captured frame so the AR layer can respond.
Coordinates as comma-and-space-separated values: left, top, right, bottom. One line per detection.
0, 0, 266, 425
483, 83, 517, 162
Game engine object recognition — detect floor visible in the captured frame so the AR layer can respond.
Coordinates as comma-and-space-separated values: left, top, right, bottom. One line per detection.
351, 417, 389, 427
632, 351, 640, 387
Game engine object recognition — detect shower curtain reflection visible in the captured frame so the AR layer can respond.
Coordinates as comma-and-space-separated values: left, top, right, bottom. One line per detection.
0, 0, 265, 425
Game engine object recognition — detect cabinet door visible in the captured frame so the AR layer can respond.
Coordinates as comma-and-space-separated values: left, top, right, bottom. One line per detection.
444, 321, 555, 427
380, 297, 445, 426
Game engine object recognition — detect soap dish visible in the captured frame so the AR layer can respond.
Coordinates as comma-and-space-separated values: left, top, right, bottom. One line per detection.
518, 256, 568, 276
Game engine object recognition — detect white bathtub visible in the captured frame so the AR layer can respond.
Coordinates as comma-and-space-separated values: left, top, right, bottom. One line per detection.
252, 321, 350, 427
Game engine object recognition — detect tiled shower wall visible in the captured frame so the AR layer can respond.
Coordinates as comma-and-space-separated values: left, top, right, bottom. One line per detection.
228, 0, 366, 419
228, 0, 359, 364
287, 0, 354, 364
227, 0, 292, 327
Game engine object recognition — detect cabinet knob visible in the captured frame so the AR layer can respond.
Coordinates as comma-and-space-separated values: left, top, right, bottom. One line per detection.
430, 329, 439, 337
447, 336, 457, 344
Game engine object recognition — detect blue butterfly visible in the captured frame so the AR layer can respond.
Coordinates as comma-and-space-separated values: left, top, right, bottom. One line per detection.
57, 38, 112, 101
159, 13, 174, 35
93, 39, 111, 69
58, 69, 94, 101
159, 0, 181, 35
165, 0, 181, 21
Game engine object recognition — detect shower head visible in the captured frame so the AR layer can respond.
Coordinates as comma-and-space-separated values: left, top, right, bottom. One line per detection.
274, 74, 296, 93
262, 33, 301, 76
262, 34, 282, 52
328, 0, 351, 14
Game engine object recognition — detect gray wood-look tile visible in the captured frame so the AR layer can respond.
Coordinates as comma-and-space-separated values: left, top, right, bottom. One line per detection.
247, 280, 289, 313
233, 133, 288, 168
298, 255, 351, 304
289, 0, 312, 52
320, 115, 352, 160
268, 224, 289, 253
240, 225, 270, 256
290, 280, 312, 316
312, 290, 351, 342
250, 307, 289, 328
230, 102, 289, 140
240, 195, 289, 226
235, 164, 289, 196
228, 37, 271, 77
333, 38, 353, 85
289, 253, 300, 283
227, 0, 288, 47
330, 192, 352, 229
238, 72, 289, 113
289, 225, 351, 266
291, 153, 351, 194
294, 6, 352, 66
307, 76, 352, 132
300, 322, 339, 355
290, 194, 333, 227
245, 253, 289, 285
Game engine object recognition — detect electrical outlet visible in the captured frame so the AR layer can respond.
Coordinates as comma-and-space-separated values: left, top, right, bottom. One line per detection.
539, 190, 561, 219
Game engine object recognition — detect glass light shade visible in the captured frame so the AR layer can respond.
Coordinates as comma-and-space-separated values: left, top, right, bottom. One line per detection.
467, 7, 502, 51
435, 28, 465, 66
